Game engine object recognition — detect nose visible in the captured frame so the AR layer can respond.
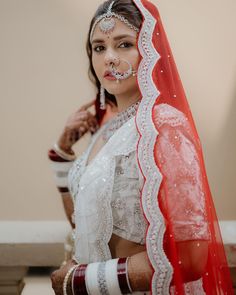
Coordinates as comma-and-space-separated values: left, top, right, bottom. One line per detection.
104, 49, 120, 67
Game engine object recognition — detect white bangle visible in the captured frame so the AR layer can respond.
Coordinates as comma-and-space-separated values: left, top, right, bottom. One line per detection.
54, 143, 77, 161
85, 262, 100, 295
126, 257, 133, 293
85, 259, 123, 295
105, 258, 123, 294
63, 265, 78, 295
50, 160, 74, 188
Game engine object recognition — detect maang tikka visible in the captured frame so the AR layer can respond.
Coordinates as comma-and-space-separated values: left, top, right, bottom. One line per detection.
93, 1, 140, 110
90, 1, 140, 43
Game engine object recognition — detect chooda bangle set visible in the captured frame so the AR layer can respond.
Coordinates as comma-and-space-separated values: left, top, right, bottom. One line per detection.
48, 145, 75, 193
63, 258, 132, 295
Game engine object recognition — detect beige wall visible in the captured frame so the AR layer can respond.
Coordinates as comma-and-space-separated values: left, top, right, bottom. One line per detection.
0, 0, 235, 221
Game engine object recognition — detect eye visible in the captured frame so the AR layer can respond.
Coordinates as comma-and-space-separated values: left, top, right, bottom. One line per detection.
119, 42, 133, 48
93, 45, 105, 53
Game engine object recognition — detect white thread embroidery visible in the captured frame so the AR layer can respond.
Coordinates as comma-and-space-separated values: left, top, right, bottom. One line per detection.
133, 0, 173, 293
72, 118, 140, 264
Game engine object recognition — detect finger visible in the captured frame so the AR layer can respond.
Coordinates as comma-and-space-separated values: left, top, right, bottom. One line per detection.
88, 120, 99, 131
79, 121, 90, 132
69, 130, 80, 143
79, 99, 96, 111
86, 110, 97, 119
72, 110, 93, 123
70, 111, 88, 121
86, 114, 98, 125
72, 119, 90, 131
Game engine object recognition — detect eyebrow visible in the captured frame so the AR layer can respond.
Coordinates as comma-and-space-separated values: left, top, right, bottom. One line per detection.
91, 34, 136, 45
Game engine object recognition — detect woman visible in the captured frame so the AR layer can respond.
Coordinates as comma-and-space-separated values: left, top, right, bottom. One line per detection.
49, 0, 233, 294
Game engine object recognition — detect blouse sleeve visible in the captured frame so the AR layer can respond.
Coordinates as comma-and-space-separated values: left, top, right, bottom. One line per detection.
153, 103, 210, 242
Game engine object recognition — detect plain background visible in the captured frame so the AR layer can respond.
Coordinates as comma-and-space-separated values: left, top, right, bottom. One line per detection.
0, 0, 235, 221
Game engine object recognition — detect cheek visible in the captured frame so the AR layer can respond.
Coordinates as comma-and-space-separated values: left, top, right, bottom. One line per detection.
135, 51, 141, 66
129, 49, 141, 68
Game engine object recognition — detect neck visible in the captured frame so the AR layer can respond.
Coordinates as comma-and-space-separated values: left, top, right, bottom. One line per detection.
115, 88, 142, 113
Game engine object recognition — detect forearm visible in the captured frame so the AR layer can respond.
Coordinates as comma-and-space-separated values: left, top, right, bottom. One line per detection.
127, 240, 209, 291
128, 251, 152, 291
48, 147, 76, 229
176, 240, 208, 282
63, 242, 209, 295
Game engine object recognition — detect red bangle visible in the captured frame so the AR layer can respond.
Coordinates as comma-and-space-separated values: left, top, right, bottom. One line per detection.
117, 257, 132, 294
58, 187, 69, 193
48, 149, 70, 193
48, 149, 71, 162
73, 264, 88, 295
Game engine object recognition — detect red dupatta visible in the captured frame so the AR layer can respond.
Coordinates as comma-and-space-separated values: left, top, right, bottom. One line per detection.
132, 0, 233, 294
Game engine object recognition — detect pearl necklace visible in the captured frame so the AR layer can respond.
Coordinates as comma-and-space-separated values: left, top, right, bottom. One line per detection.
102, 100, 141, 142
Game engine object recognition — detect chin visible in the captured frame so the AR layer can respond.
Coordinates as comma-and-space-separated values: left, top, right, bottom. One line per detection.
104, 82, 130, 95
104, 85, 122, 95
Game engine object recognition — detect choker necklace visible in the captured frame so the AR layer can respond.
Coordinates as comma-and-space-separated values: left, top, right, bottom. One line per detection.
102, 100, 141, 142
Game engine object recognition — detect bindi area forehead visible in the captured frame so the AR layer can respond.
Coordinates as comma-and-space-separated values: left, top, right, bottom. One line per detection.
91, 18, 137, 44
91, 34, 136, 45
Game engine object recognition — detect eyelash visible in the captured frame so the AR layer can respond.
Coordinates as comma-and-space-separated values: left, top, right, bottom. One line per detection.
93, 42, 133, 53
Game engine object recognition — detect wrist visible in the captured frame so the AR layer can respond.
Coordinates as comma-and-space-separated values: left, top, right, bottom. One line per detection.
53, 143, 76, 161
57, 140, 74, 155
48, 148, 74, 193
66, 271, 74, 295
57, 128, 75, 154
63, 265, 78, 295
127, 256, 136, 291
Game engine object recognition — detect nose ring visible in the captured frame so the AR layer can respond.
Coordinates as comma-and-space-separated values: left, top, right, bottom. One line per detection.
109, 56, 120, 66
109, 58, 133, 80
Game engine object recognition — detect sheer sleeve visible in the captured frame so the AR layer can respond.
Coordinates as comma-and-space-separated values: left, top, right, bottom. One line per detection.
153, 103, 210, 242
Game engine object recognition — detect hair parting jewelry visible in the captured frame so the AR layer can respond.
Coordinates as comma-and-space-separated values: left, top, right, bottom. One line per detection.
90, 1, 139, 43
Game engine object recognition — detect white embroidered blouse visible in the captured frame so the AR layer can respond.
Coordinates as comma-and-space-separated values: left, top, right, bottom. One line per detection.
68, 117, 148, 264
67, 108, 207, 294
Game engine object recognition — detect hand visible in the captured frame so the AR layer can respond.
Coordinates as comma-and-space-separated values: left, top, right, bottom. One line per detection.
57, 99, 99, 154
51, 259, 77, 295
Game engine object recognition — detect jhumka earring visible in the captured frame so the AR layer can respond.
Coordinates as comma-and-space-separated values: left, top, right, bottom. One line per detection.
100, 86, 106, 110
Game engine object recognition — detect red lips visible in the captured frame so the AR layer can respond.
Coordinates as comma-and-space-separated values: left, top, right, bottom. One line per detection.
104, 70, 116, 80
104, 70, 113, 77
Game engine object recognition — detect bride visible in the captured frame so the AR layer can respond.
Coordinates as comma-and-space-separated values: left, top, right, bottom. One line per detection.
49, 0, 233, 294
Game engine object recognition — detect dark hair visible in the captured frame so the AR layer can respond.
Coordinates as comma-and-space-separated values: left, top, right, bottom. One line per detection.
86, 0, 142, 124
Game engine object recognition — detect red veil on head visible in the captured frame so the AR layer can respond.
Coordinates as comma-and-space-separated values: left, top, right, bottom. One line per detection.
130, 0, 233, 294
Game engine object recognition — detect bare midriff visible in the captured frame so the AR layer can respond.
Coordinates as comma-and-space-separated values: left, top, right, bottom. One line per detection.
108, 233, 146, 258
